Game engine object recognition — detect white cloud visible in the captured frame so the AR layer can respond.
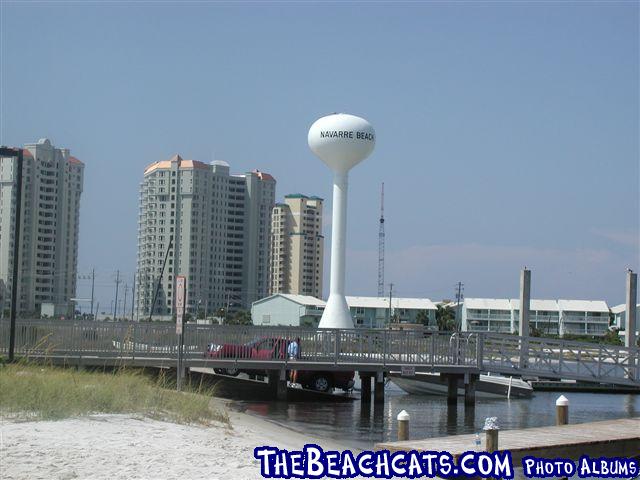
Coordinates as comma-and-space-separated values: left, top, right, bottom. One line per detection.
591, 229, 640, 248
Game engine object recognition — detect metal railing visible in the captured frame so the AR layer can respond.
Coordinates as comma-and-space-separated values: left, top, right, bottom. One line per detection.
0, 320, 637, 386
480, 333, 639, 386
0, 320, 477, 367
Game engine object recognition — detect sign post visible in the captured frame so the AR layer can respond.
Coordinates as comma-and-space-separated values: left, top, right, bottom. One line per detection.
176, 275, 186, 391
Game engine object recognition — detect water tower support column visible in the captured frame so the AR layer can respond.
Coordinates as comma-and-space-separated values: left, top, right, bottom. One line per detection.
320, 172, 352, 328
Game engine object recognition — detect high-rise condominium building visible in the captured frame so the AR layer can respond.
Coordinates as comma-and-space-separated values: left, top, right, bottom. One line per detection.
269, 194, 324, 299
135, 155, 275, 319
0, 139, 84, 316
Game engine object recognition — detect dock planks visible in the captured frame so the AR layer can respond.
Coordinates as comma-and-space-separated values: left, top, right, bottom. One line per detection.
375, 418, 640, 461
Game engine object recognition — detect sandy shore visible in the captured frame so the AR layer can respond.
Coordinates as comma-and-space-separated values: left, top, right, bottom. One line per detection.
0, 399, 362, 480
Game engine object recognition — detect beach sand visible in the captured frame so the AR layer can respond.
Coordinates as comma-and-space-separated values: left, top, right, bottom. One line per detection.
0, 400, 362, 480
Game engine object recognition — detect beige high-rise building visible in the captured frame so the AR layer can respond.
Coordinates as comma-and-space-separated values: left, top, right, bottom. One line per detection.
269, 194, 323, 299
135, 156, 275, 319
0, 139, 84, 316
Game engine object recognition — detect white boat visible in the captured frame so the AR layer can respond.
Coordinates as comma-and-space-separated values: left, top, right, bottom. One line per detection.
390, 372, 533, 399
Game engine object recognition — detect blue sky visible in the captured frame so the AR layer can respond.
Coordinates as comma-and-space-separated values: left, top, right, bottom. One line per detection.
2, 1, 638, 313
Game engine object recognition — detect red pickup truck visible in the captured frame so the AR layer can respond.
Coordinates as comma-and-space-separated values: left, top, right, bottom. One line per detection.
205, 337, 355, 393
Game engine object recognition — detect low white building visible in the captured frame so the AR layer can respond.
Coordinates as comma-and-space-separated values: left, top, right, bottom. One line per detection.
40, 302, 72, 319
462, 298, 610, 336
462, 298, 512, 333
611, 303, 640, 343
557, 299, 610, 336
346, 296, 437, 329
611, 303, 640, 329
251, 294, 326, 327
510, 299, 561, 335
251, 294, 437, 329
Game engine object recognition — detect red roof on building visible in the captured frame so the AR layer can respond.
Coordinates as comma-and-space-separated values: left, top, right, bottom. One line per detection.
22, 149, 33, 158
68, 156, 83, 165
187, 160, 209, 170
144, 155, 210, 175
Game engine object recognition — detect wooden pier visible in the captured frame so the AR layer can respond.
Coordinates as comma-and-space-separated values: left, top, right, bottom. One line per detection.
376, 417, 640, 461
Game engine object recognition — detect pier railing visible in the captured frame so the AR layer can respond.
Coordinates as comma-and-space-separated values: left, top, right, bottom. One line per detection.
0, 319, 637, 385
480, 333, 639, 385
0, 320, 478, 368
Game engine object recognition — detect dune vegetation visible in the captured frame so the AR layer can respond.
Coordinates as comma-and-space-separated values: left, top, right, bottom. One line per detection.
0, 362, 229, 426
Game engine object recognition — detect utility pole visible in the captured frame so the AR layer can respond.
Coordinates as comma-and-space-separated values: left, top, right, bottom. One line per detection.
173, 157, 182, 323
131, 274, 135, 322
123, 283, 128, 321
225, 290, 231, 324
378, 183, 385, 297
2, 147, 23, 362
113, 270, 120, 320
90, 268, 95, 319
455, 282, 464, 330
388, 282, 394, 324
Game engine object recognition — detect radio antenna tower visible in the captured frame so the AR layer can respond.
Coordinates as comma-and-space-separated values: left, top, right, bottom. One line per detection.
378, 183, 385, 296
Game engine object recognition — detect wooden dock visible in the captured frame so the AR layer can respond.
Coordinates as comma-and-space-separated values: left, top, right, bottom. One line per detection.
376, 418, 640, 461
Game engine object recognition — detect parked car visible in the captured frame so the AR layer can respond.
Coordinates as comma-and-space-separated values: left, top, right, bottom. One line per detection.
292, 369, 355, 393
206, 338, 287, 377
205, 337, 355, 393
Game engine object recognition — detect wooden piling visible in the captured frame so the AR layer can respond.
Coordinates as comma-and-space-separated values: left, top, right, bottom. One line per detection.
556, 395, 569, 425
485, 429, 499, 452
446, 375, 457, 405
360, 372, 372, 404
374, 371, 385, 404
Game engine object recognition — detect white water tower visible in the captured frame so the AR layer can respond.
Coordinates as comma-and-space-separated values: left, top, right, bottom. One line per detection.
308, 113, 376, 328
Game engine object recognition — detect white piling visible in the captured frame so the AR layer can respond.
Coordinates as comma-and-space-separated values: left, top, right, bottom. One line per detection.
556, 395, 569, 425
397, 410, 410, 441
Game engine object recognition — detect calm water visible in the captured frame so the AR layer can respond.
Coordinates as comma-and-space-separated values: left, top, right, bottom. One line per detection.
235, 383, 640, 450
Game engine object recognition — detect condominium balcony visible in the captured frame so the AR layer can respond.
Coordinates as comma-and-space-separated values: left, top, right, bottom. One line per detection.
564, 314, 608, 324
466, 312, 512, 320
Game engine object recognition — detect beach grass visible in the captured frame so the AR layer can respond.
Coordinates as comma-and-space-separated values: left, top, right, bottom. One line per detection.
0, 363, 229, 426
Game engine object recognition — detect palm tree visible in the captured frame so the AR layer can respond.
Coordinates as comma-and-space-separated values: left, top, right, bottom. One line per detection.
228, 309, 252, 325
436, 304, 457, 331
415, 310, 430, 326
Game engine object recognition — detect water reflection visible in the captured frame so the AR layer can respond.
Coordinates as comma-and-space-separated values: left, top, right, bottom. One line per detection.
237, 390, 640, 450
445, 405, 458, 433
464, 405, 475, 430
359, 402, 371, 430
624, 394, 637, 417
